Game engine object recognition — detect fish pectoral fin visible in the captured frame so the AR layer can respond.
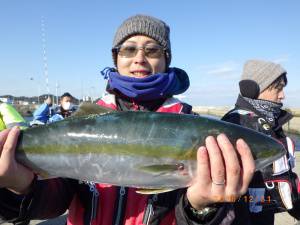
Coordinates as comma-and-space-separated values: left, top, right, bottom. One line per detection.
136, 188, 175, 195
138, 164, 180, 175
72, 102, 113, 117
36, 171, 51, 179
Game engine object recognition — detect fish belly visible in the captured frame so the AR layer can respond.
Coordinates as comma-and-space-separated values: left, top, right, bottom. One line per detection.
24, 153, 195, 189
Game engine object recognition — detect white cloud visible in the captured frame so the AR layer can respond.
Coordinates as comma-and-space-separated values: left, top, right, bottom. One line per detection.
190, 84, 238, 92
272, 54, 290, 64
207, 66, 235, 75
195, 61, 241, 79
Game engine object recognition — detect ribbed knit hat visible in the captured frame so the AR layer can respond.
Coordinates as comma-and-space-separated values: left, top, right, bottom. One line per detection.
241, 59, 286, 93
112, 14, 171, 67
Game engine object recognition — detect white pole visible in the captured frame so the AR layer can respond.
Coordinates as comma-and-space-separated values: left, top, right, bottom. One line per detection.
41, 17, 50, 96
55, 81, 59, 105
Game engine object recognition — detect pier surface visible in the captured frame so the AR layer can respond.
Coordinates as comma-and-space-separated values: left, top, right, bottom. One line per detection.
193, 106, 300, 135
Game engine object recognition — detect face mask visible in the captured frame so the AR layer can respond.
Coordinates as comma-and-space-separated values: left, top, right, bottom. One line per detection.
62, 102, 72, 111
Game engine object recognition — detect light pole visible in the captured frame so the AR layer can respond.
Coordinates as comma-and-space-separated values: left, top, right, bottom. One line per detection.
55, 81, 60, 106
37, 85, 40, 104
90, 86, 95, 103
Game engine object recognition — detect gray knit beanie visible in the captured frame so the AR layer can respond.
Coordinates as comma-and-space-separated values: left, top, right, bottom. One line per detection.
241, 59, 286, 93
112, 14, 171, 67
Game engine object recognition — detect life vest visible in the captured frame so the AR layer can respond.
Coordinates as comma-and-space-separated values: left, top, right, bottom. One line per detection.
96, 93, 191, 114
67, 94, 192, 225
0, 102, 28, 131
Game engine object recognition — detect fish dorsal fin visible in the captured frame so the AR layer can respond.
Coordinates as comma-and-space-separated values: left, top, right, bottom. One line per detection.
136, 188, 175, 195
72, 102, 113, 117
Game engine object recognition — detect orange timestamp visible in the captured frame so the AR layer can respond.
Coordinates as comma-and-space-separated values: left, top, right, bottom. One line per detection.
242, 195, 271, 204
212, 195, 272, 203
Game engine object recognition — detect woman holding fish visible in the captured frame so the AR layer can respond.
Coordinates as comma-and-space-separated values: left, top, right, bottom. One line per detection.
0, 15, 255, 225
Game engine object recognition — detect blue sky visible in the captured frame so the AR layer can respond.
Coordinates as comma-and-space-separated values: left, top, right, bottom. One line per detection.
0, 0, 299, 107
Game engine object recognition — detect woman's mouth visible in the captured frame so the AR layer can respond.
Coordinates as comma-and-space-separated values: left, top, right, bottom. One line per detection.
131, 71, 151, 78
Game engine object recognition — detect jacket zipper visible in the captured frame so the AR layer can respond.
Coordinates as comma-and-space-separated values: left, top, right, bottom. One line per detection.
88, 182, 99, 225
114, 186, 126, 225
265, 179, 292, 190
142, 195, 157, 225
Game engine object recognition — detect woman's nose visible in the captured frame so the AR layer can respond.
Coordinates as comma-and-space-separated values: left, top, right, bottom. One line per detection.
279, 90, 285, 100
133, 49, 146, 63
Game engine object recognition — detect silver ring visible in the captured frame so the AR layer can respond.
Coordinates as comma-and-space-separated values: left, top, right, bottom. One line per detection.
212, 180, 226, 185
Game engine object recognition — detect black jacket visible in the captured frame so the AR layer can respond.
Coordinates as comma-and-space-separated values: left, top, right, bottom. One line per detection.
222, 95, 299, 225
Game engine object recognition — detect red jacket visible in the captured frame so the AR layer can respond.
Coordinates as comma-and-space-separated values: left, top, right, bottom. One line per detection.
67, 94, 193, 225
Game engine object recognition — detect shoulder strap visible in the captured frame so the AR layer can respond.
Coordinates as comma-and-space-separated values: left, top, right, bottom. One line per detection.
96, 93, 117, 110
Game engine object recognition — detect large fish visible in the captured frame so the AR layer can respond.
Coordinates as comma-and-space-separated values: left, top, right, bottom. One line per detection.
16, 105, 286, 192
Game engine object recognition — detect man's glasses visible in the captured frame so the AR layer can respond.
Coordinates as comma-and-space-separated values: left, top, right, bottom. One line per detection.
114, 44, 165, 58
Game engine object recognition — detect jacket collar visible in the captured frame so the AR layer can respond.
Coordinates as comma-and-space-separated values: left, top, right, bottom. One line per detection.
235, 95, 293, 130
116, 93, 167, 112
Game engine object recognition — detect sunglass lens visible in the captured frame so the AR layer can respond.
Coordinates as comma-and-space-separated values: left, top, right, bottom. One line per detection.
144, 46, 162, 58
118, 45, 163, 58
119, 46, 137, 57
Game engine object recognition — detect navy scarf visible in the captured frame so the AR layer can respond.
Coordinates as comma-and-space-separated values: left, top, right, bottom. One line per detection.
101, 67, 190, 102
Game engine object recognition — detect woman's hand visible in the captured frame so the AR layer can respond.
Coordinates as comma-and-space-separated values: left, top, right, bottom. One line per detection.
0, 127, 34, 194
187, 133, 255, 210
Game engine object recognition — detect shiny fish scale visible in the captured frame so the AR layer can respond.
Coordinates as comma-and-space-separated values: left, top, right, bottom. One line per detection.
16, 111, 286, 190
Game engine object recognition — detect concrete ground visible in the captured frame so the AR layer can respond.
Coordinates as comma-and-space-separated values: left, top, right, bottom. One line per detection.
3, 153, 300, 225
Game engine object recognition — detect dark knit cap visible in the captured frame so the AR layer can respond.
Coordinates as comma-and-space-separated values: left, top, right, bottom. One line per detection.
112, 14, 171, 67
240, 59, 286, 94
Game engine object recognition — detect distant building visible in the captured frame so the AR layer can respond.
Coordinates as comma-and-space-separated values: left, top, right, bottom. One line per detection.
17, 100, 29, 105
83, 96, 92, 102
22, 101, 29, 105
0, 97, 13, 104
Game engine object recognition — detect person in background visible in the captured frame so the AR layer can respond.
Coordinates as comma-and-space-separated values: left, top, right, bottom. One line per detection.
222, 59, 300, 225
0, 15, 255, 225
0, 100, 30, 225
31, 92, 77, 125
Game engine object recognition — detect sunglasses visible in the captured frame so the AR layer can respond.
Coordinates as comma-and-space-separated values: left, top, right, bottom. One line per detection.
114, 44, 165, 58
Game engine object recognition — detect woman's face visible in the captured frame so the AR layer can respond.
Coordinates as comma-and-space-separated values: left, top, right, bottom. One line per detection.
116, 35, 167, 78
